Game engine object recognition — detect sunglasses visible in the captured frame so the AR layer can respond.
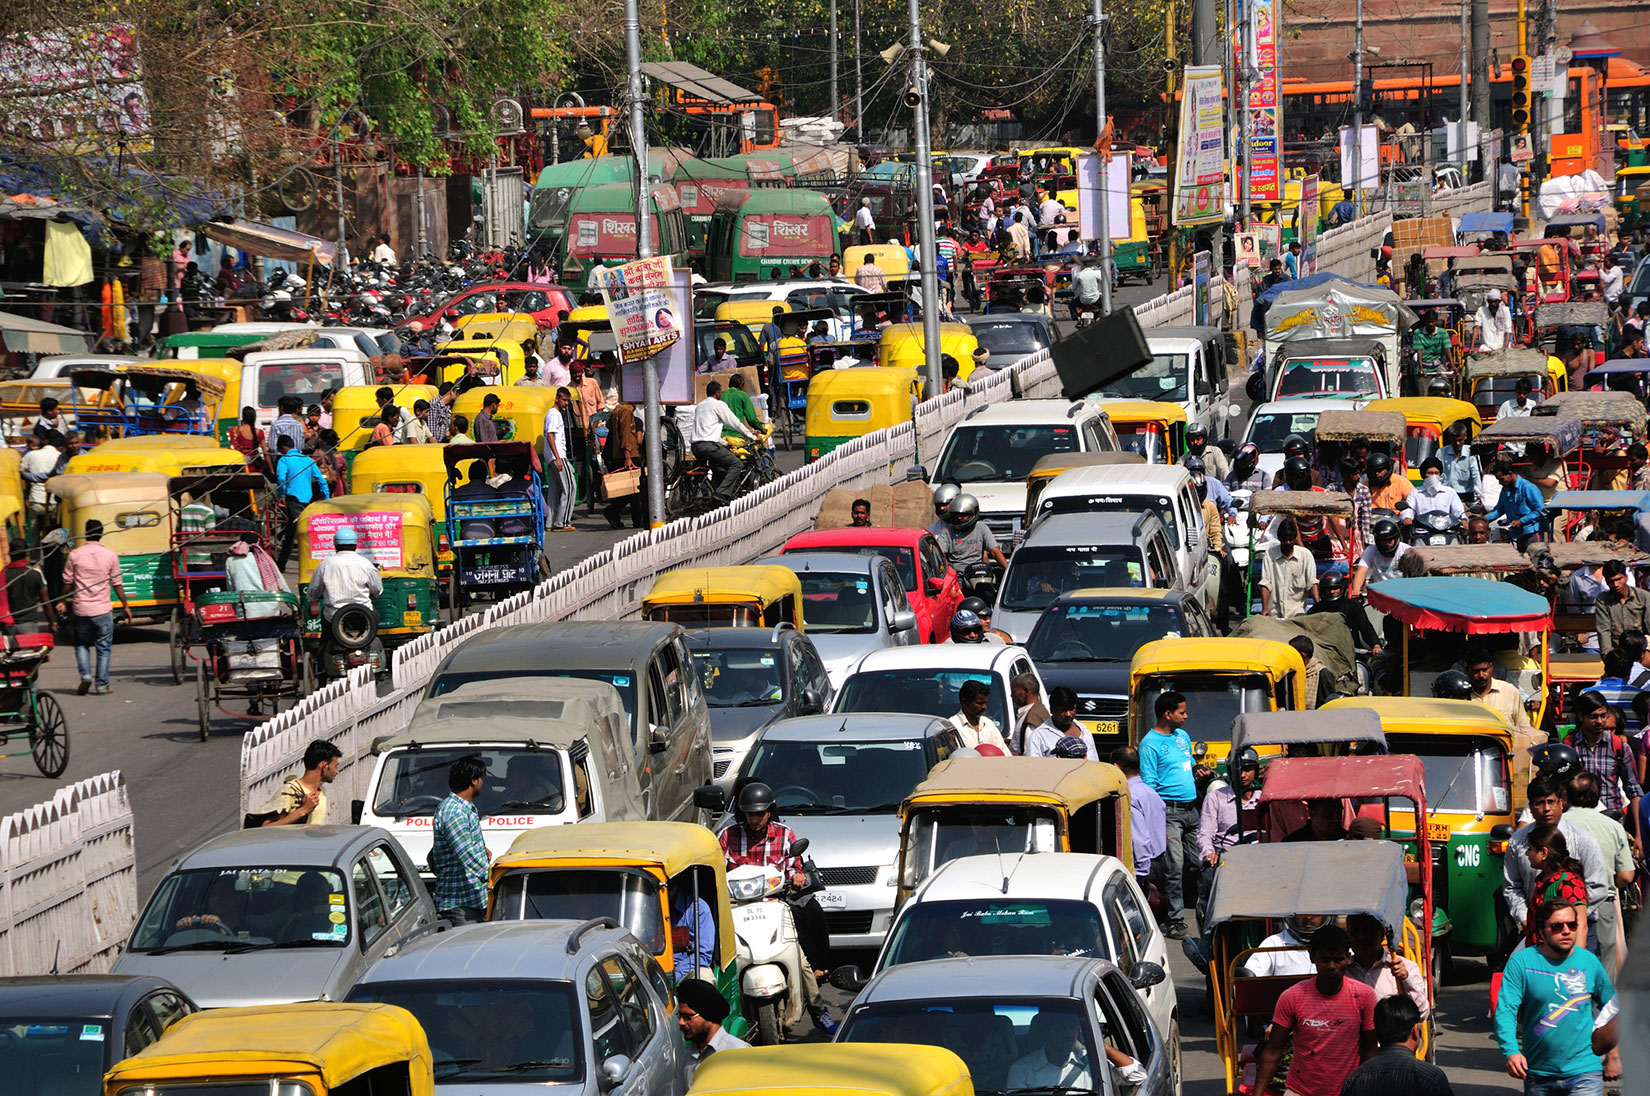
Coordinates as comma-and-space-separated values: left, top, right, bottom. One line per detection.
1546, 919, 1579, 933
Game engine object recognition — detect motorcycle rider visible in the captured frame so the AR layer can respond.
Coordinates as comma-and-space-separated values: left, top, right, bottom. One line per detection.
306, 526, 382, 635
948, 609, 986, 643
929, 483, 961, 536
1431, 669, 1474, 700
1186, 422, 1228, 480
1404, 457, 1466, 537
1308, 571, 1384, 656
935, 493, 1008, 593
1348, 517, 1411, 600
1226, 442, 1270, 493
1069, 255, 1106, 321
1280, 456, 1337, 562
1270, 435, 1322, 488
958, 596, 1009, 643
718, 782, 839, 1034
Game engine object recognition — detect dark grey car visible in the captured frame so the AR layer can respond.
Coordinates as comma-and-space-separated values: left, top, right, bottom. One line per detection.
966, 314, 1059, 369
685, 624, 833, 789
0, 974, 196, 1095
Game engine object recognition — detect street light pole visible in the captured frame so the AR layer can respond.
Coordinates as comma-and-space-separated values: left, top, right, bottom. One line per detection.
830, 0, 839, 127
1352, 0, 1365, 208
1459, 0, 1470, 180
624, 0, 665, 526
1091, 0, 1113, 315
855, 0, 864, 130
906, 0, 944, 397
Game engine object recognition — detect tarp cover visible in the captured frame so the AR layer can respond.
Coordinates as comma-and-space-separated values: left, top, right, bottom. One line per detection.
1232, 613, 1358, 698
1366, 576, 1552, 632
1263, 278, 1414, 344
1230, 708, 1386, 757
1458, 211, 1515, 235
0, 310, 95, 354
199, 218, 337, 267
1205, 841, 1409, 931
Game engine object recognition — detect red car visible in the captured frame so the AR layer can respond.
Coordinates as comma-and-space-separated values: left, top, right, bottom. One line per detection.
407, 282, 576, 331
779, 527, 962, 644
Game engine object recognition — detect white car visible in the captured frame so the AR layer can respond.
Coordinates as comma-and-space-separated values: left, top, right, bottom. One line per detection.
1241, 398, 1363, 483
930, 400, 1120, 545
872, 852, 1180, 1068
32, 353, 144, 380
694, 279, 868, 341
832, 643, 1044, 747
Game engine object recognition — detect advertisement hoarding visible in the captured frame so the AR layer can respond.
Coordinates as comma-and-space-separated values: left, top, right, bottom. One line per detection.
1239, 0, 1282, 202
1173, 66, 1227, 227
592, 256, 684, 365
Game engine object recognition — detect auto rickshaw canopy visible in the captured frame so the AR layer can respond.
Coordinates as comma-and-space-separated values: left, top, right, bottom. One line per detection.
1088, 399, 1188, 429
1320, 694, 1517, 736
1311, 409, 1405, 447
67, 442, 246, 477
806, 367, 919, 437
1585, 359, 1650, 387
0, 447, 20, 526
644, 565, 804, 628
1229, 707, 1386, 758
1545, 489, 1650, 517
1535, 301, 1609, 332
348, 442, 451, 507
46, 472, 172, 554
879, 323, 980, 381
687, 1043, 974, 1096
1458, 211, 1515, 237
1367, 575, 1552, 632
453, 385, 559, 447
1469, 413, 1583, 455
1204, 841, 1409, 934
1535, 391, 1646, 436
1463, 348, 1560, 382
1406, 542, 1534, 575
1132, 637, 1308, 689
1258, 754, 1427, 813
905, 755, 1130, 810
297, 491, 437, 582
1246, 489, 1353, 517
1363, 396, 1482, 432
102, 1001, 434, 1095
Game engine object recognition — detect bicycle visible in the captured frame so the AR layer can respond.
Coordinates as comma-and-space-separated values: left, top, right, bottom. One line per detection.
668, 432, 777, 517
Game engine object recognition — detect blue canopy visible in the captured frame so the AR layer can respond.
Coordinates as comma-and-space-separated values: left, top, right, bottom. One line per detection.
1585, 359, 1650, 380
1544, 490, 1650, 514
1459, 211, 1514, 235
1366, 576, 1552, 632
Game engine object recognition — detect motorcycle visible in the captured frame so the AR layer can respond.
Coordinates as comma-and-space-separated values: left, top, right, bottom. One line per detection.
1074, 304, 1100, 329
1409, 510, 1461, 547
726, 837, 821, 1045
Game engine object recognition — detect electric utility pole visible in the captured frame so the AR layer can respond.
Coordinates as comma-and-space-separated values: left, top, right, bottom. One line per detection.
1459, 0, 1469, 179
855, 0, 864, 132
624, 0, 664, 526
830, 0, 839, 127
906, 0, 944, 397
1352, 0, 1365, 208
1092, 0, 1113, 314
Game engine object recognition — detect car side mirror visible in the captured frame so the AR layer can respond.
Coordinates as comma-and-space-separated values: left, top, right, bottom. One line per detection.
351, 799, 365, 825
831, 964, 869, 992
1128, 960, 1167, 989
800, 688, 824, 716
693, 784, 727, 814
1490, 823, 1515, 842
599, 1055, 634, 1091
648, 723, 670, 755
891, 609, 917, 632
926, 576, 945, 595
789, 837, 810, 857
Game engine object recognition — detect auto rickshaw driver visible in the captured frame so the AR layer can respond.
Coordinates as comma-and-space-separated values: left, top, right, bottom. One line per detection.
307, 526, 382, 635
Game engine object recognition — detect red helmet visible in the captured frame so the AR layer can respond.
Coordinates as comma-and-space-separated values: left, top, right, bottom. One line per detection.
975, 744, 1006, 757
444, 308, 460, 320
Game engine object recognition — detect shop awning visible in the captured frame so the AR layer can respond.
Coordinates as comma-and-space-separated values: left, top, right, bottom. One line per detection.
198, 218, 337, 267
0, 310, 95, 354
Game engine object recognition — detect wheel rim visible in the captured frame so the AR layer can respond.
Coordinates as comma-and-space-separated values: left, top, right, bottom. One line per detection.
30, 693, 68, 778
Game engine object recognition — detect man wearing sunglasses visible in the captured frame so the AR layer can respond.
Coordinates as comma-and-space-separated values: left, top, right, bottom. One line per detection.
1494, 901, 1616, 1095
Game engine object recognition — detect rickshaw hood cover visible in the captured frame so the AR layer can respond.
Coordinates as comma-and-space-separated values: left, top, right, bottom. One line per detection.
1254, 275, 1412, 342
1232, 614, 1359, 698
1230, 709, 1385, 758
1366, 576, 1553, 632
1256, 755, 1426, 807
1204, 841, 1408, 933
1470, 413, 1583, 453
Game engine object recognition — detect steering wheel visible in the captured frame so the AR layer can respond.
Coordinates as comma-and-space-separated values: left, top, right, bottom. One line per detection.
396, 794, 445, 813
770, 785, 816, 807
954, 461, 997, 479
1048, 641, 1095, 661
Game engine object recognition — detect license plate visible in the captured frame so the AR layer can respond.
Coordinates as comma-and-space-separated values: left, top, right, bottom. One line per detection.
818, 891, 846, 908
402, 611, 422, 626
1085, 719, 1121, 738
1426, 821, 1452, 843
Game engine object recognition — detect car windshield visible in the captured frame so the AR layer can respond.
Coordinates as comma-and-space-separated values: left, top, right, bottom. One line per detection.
836, 669, 1009, 729
116, 1086, 312, 1096
347, 979, 582, 1084
1386, 733, 1512, 814
840, 996, 1101, 1096
934, 424, 1079, 483
798, 571, 879, 634
971, 321, 1048, 355
690, 647, 785, 708
1000, 544, 1145, 613
128, 867, 350, 952
1037, 492, 1179, 540
1132, 676, 1270, 742
257, 360, 344, 407
788, 543, 917, 590
488, 868, 665, 952
1247, 411, 1320, 452
428, 670, 637, 733
744, 739, 932, 813
372, 746, 567, 818
883, 898, 1115, 967
1630, 259, 1650, 296
1098, 352, 1189, 401
2, 1017, 109, 1091
1027, 602, 1185, 662
1275, 361, 1379, 398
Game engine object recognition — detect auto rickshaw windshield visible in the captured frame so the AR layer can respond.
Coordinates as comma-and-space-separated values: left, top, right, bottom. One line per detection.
1134, 676, 1270, 743
1384, 732, 1512, 815
488, 867, 664, 952
902, 807, 1060, 881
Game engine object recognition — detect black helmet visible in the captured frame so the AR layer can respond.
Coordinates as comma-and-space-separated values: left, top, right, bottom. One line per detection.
1234, 442, 1260, 470
1367, 452, 1393, 476
1182, 454, 1206, 476
1530, 742, 1582, 782
959, 596, 991, 617
1431, 669, 1474, 700
1282, 434, 1310, 460
1235, 746, 1261, 771
1319, 571, 1347, 598
1283, 456, 1313, 489
1373, 517, 1401, 543
736, 781, 776, 816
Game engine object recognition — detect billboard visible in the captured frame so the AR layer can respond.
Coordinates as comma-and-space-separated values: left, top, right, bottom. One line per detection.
1239, 0, 1281, 202
0, 24, 151, 153
592, 255, 684, 365
1173, 66, 1226, 226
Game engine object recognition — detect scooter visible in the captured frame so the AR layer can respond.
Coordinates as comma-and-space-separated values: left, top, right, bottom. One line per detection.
726, 837, 821, 1045
1409, 510, 1461, 546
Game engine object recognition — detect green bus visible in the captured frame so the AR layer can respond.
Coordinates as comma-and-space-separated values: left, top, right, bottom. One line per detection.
704, 189, 838, 283
557, 183, 692, 290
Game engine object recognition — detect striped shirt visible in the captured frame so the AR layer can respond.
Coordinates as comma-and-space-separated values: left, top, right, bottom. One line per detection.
429, 793, 489, 910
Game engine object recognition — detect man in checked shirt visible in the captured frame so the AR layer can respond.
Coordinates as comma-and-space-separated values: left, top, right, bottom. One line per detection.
718, 780, 838, 1034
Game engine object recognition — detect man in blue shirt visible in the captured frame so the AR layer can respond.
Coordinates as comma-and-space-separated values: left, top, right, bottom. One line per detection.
273, 435, 329, 570
1138, 691, 1202, 938
1438, 424, 1483, 503
1494, 901, 1614, 1094
671, 884, 717, 978
1484, 458, 1545, 551
1110, 747, 1167, 892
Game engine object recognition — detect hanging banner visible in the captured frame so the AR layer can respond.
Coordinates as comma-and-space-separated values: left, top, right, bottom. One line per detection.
591, 256, 683, 365
1193, 251, 1212, 325
1237, 0, 1282, 202
1077, 151, 1133, 242
1299, 175, 1320, 275
1173, 65, 1227, 226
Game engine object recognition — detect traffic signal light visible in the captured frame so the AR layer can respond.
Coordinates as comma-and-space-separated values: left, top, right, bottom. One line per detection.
1510, 54, 1531, 131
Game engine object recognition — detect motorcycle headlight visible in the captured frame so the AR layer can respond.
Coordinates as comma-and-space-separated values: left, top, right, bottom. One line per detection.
729, 876, 767, 902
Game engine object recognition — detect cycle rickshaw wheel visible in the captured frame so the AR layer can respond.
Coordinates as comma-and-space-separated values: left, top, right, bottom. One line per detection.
197, 659, 212, 742
30, 693, 68, 778
168, 608, 186, 685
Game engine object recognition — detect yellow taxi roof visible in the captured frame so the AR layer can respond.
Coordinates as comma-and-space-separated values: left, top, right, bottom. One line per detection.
103, 1002, 432, 1092
1321, 695, 1514, 735
879, 322, 974, 342
716, 301, 790, 325
1363, 397, 1482, 428
843, 244, 912, 279
645, 565, 801, 606
688, 1043, 972, 1096
1089, 399, 1189, 425
67, 446, 245, 476
453, 311, 538, 329
299, 491, 435, 525
495, 821, 724, 874
906, 755, 1128, 806
1130, 636, 1305, 677
1028, 451, 1147, 478
454, 386, 559, 418
163, 357, 242, 384
808, 367, 920, 398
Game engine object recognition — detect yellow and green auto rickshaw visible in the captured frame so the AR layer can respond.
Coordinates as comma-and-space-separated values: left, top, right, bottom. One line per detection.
453, 385, 559, 453
804, 367, 920, 462
102, 1002, 434, 1096
487, 821, 747, 1038
1363, 396, 1482, 481
1115, 190, 1157, 285
1128, 637, 1307, 762
642, 565, 805, 629
297, 491, 439, 680
896, 755, 1133, 904
329, 383, 440, 453
66, 436, 247, 477
879, 323, 980, 382
347, 443, 454, 577
46, 471, 176, 623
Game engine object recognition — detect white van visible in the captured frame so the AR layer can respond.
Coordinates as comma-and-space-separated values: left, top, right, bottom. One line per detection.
993, 511, 1182, 641
1089, 325, 1227, 435
1027, 462, 1216, 617
240, 348, 369, 428
357, 678, 642, 869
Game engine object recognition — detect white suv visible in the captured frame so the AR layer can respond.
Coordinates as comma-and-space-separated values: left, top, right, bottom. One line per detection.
931, 400, 1119, 544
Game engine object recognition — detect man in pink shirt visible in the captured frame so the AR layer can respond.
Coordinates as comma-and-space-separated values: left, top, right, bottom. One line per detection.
1252, 922, 1378, 1096
58, 519, 133, 695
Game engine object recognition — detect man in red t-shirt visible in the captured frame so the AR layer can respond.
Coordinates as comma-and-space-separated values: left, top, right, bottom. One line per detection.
1252, 922, 1377, 1096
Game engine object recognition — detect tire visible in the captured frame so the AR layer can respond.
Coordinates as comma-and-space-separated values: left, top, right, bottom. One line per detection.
1169, 1018, 1183, 1096
1435, 937, 1456, 986
30, 692, 68, 778
196, 658, 211, 742
533, 549, 554, 585
168, 608, 185, 685
754, 999, 781, 1046
659, 416, 685, 486
296, 641, 316, 700
328, 605, 377, 652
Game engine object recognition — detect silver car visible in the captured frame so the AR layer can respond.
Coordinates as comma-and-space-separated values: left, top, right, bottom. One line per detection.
346, 919, 682, 1096
112, 825, 436, 1008
755, 552, 918, 687
837, 956, 1175, 1096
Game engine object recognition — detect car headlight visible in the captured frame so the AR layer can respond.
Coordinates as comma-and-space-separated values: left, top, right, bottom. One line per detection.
729, 876, 767, 901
